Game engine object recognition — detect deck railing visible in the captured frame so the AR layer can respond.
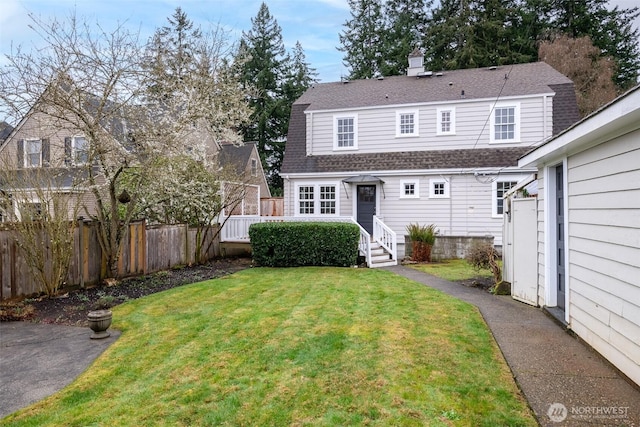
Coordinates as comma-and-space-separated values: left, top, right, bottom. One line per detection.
219, 215, 395, 267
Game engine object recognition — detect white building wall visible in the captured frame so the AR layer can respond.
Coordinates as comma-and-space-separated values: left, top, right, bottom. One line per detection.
284, 172, 527, 258
564, 130, 640, 385
306, 96, 548, 156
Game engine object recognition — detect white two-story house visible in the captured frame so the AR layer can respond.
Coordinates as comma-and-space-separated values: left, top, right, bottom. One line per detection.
281, 56, 580, 261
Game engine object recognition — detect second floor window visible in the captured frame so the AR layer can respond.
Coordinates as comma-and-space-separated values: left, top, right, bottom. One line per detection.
396, 111, 418, 136
73, 136, 89, 165
26, 139, 42, 167
251, 158, 258, 177
335, 115, 357, 149
491, 103, 520, 143
437, 108, 455, 135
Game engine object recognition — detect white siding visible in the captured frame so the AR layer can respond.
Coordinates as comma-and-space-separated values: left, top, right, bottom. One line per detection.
306, 96, 548, 155
286, 172, 521, 258
565, 130, 640, 385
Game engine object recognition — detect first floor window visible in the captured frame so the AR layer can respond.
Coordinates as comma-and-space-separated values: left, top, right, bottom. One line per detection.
298, 184, 338, 215
400, 180, 419, 198
320, 186, 336, 214
429, 179, 450, 198
298, 186, 315, 214
494, 180, 518, 215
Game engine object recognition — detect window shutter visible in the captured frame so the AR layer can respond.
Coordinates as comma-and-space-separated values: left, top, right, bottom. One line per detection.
42, 138, 50, 167
64, 137, 72, 166
17, 139, 24, 168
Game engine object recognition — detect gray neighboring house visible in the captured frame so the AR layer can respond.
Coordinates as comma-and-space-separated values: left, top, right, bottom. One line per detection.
512, 85, 640, 386
282, 56, 580, 260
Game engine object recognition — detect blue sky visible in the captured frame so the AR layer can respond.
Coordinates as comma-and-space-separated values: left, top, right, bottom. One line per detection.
1, 0, 638, 83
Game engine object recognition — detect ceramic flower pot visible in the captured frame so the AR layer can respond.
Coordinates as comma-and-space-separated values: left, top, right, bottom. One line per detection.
87, 309, 112, 339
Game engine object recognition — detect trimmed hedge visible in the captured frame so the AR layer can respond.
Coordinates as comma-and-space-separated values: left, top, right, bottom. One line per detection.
249, 222, 360, 267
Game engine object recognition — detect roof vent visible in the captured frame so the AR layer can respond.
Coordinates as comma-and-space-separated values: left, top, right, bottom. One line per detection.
435, 72, 443, 77
377, 75, 384, 80
488, 66, 497, 70
416, 71, 433, 78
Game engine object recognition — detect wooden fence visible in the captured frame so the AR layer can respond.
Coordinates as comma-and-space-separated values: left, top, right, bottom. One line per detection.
0, 220, 220, 301
260, 197, 283, 216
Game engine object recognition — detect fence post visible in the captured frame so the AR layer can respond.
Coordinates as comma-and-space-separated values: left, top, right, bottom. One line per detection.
78, 216, 85, 289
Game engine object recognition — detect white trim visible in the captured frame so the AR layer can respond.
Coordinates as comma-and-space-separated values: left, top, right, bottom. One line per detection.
304, 93, 553, 114
395, 109, 419, 137
333, 114, 358, 150
490, 102, 521, 143
294, 182, 340, 217
286, 166, 537, 180
436, 107, 456, 135
429, 178, 449, 198
399, 179, 420, 199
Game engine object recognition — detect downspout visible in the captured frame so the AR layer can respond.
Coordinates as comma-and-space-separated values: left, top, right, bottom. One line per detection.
448, 175, 453, 235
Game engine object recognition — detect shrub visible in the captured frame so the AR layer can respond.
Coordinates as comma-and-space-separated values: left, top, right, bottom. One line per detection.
406, 223, 437, 262
249, 222, 360, 267
466, 241, 502, 285
406, 223, 437, 245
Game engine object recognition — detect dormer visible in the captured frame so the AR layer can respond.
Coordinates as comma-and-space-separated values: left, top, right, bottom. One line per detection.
407, 49, 425, 77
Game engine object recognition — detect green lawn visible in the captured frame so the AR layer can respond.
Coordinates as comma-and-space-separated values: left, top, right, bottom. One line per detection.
410, 259, 497, 282
2, 267, 534, 426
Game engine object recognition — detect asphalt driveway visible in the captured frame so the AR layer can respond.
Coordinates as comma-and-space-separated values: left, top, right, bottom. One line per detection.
0, 321, 120, 418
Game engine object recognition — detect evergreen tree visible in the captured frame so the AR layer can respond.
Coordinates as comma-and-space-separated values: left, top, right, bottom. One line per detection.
424, 0, 532, 71
238, 2, 288, 191
381, 0, 431, 76
273, 41, 318, 193
338, 0, 385, 79
144, 7, 203, 100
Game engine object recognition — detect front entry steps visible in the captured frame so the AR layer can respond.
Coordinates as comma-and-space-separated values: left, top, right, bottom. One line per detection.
369, 239, 397, 268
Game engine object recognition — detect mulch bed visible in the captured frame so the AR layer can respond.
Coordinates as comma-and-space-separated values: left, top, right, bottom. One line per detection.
0, 257, 253, 326
1, 258, 495, 326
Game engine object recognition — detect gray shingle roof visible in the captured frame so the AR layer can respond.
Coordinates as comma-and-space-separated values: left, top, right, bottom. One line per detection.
282, 62, 580, 176
219, 142, 256, 175
296, 62, 573, 111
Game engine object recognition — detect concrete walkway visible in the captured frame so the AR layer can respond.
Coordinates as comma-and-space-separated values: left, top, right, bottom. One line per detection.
0, 322, 120, 419
386, 265, 640, 426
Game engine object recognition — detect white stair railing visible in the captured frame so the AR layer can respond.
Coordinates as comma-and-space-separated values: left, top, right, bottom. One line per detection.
373, 216, 397, 263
